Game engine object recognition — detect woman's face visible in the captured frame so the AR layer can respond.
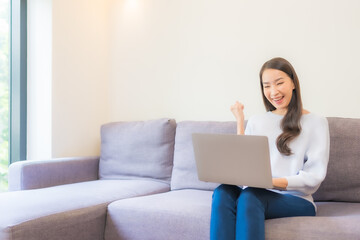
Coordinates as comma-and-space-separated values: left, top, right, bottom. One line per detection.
262, 68, 295, 114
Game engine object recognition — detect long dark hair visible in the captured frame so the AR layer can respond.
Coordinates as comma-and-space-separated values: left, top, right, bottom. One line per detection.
259, 57, 303, 156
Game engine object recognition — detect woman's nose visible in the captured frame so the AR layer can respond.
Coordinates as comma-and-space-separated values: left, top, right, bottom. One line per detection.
270, 86, 279, 97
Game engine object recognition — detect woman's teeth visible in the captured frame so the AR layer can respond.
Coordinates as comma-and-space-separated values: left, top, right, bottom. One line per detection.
273, 97, 284, 103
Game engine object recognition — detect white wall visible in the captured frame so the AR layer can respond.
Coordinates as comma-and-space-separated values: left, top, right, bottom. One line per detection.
28, 0, 360, 158
28, 0, 110, 159
51, 0, 110, 157
108, 0, 360, 122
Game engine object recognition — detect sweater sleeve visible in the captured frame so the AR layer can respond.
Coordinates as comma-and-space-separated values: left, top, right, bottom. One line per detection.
285, 117, 330, 196
244, 118, 252, 135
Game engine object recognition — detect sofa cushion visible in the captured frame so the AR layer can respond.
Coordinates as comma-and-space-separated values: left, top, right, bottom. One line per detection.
105, 189, 213, 240
313, 117, 360, 202
171, 121, 237, 191
99, 118, 176, 183
0, 180, 169, 240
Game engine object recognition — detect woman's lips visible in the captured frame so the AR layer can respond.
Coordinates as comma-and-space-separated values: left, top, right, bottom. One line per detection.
273, 96, 284, 105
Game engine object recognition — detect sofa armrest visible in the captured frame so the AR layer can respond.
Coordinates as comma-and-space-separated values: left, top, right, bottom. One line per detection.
8, 156, 100, 191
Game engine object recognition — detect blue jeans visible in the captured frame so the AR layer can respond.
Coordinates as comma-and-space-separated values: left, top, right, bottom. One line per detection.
210, 184, 316, 240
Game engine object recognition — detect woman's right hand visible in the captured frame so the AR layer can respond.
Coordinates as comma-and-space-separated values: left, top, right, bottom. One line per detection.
230, 101, 245, 122
230, 101, 245, 135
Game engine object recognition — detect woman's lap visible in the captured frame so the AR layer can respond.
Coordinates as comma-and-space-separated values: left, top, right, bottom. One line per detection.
211, 184, 315, 240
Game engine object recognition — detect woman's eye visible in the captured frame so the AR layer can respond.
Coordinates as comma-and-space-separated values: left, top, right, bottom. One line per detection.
277, 82, 284, 85
263, 86, 270, 89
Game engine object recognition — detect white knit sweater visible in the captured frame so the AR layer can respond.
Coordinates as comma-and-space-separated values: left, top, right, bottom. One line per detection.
245, 112, 330, 207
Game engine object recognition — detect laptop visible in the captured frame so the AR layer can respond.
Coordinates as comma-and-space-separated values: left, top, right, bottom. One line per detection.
192, 133, 277, 189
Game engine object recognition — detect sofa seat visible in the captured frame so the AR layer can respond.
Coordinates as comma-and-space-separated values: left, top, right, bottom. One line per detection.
0, 179, 169, 240
105, 189, 213, 240
265, 202, 360, 240
105, 189, 360, 240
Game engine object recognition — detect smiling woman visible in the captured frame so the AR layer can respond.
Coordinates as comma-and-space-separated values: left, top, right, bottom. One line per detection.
0, 0, 10, 192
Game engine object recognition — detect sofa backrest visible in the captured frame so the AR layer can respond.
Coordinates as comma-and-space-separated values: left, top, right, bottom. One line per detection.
171, 121, 237, 191
313, 117, 360, 202
99, 118, 176, 183
98, 117, 360, 202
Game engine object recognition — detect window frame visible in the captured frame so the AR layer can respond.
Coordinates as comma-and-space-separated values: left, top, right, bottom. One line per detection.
10, 0, 27, 164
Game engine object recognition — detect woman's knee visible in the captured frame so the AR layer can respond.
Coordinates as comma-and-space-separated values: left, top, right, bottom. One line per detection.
212, 184, 240, 204
237, 188, 265, 209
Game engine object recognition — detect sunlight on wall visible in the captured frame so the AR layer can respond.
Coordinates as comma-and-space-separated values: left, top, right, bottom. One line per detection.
123, 0, 143, 20
124, 0, 139, 11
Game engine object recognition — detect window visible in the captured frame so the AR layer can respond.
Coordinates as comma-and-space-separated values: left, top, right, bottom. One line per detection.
0, 0, 27, 192
0, 0, 10, 192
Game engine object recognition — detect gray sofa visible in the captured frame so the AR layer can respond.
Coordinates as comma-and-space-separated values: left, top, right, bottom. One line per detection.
0, 117, 359, 240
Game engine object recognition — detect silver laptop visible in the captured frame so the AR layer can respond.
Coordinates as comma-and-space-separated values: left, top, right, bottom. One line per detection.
192, 133, 275, 189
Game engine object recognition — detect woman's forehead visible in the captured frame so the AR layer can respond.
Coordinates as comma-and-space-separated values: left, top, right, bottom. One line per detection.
262, 69, 290, 84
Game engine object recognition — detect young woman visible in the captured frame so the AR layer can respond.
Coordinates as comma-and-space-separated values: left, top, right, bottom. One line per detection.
210, 57, 330, 240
